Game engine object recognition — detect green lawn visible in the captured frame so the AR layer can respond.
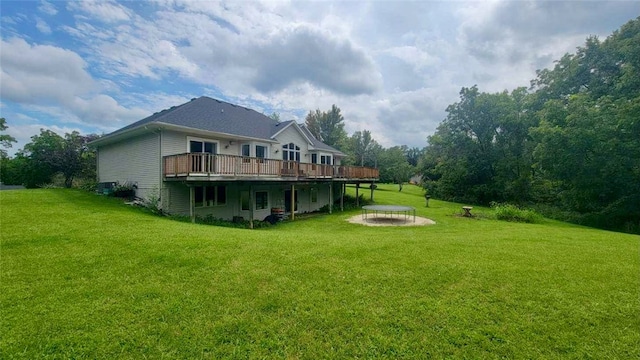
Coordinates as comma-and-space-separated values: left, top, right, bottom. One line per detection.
1, 185, 638, 359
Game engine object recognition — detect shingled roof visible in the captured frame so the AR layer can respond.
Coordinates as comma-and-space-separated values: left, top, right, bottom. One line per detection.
107, 96, 280, 140
99, 96, 342, 154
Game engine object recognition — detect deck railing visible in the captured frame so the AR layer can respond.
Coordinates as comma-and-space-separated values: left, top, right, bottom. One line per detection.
163, 153, 379, 180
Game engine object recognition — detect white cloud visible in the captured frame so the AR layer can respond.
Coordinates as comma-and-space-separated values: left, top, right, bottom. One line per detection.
67, 0, 132, 23
0, 38, 149, 128
0, 38, 96, 104
35, 17, 52, 34
38, 0, 58, 16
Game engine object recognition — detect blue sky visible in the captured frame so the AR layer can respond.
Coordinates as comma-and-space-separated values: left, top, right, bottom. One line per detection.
1, 0, 638, 155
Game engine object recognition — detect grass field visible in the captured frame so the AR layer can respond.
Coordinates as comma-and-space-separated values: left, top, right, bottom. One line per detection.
1, 184, 638, 359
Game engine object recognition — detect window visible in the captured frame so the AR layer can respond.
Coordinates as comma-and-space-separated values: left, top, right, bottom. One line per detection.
320, 155, 331, 165
310, 188, 318, 203
255, 145, 266, 159
311, 154, 317, 164
241, 144, 251, 163
282, 143, 300, 162
194, 185, 226, 207
256, 145, 266, 163
255, 191, 268, 210
241, 191, 250, 211
190, 140, 216, 154
189, 139, 217, 172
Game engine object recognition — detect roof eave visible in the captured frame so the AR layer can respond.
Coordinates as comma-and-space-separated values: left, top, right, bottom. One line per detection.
89, 123, 162, 147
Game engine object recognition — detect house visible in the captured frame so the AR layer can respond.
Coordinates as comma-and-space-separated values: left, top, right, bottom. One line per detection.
91, 96, 379, 225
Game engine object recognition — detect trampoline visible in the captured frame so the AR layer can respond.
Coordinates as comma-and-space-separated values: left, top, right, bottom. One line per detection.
361, 205, 416, 223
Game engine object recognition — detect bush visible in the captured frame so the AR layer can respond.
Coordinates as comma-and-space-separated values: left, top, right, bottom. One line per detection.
173, 214, 272, 229
111, 183, 136, 199
320, 194, 370, 212
491, 203, 542, 223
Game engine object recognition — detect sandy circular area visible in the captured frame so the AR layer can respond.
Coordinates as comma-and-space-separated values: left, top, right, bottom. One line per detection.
346, 214, 436, 227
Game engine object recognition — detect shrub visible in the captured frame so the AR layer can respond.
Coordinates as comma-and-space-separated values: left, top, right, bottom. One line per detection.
491, 202, 542, 223
185, 214, 272, 229
111, 183, 136, 199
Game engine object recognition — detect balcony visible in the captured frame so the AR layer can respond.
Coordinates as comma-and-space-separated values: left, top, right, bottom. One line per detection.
163, 153, 379, 181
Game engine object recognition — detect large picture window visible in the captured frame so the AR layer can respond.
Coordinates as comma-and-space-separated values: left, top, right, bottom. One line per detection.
282, 143, 300, 162
194, 185, 226, 207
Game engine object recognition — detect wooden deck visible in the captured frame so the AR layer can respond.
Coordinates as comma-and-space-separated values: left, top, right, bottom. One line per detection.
163, 153, 379, 181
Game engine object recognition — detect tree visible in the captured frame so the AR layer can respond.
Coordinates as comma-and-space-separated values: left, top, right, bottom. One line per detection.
269, 112, 281, 122
532, 94, 640, 213
304, 109, 324, 141
421, 86, 537, 204
404, 146, 423, 167
21, 129, 99, 188
304, 105, 348, 150
349, 130, 376, 166
0, 118, 17, 158
378, 146, 415, 191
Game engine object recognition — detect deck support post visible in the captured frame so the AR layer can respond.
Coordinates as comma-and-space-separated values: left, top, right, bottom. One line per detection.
340, 183, 345, 212
249, 185, 254, 229
291, 184, 295, 221
356, 183, 360, 207
189, 185, 195, 223
370, 182, 375, 201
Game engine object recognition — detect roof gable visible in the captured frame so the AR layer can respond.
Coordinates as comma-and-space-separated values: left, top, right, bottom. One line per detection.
94, 96, 341, 155
271, 120, 313, 145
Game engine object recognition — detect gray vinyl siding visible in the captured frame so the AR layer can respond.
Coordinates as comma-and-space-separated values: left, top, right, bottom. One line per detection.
98, 132, 160, 200
164, 182, 190, 214
161, 130, 187, 156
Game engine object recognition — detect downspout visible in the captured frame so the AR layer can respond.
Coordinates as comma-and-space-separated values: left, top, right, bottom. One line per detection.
159, 129, 163, 210
95, 150, 100, 183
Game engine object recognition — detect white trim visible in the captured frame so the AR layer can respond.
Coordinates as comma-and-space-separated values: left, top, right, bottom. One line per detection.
271, 121, 313, 145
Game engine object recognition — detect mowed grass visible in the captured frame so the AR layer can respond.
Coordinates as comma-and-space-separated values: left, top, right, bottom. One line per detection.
1, 185, 638, 359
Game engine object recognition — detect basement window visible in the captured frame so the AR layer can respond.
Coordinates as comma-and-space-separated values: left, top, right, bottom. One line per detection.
194, 185, 226, 207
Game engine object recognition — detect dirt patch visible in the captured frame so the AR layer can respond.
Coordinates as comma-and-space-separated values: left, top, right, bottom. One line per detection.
346, 214, 436, 227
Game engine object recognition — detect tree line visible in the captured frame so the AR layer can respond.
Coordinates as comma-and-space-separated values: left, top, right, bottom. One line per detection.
420, 17, 640, 233
0, 121, 99, 189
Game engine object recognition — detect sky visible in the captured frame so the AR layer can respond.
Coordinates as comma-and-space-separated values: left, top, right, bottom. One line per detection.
1, 0, 638, 155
